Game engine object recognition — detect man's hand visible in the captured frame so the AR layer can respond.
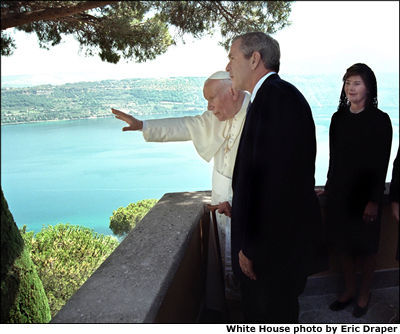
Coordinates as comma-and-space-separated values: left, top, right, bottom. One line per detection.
217, 201, 232, 217
111, 108, 143, 131
363, 201, 378, 223
239, 250, 257, 280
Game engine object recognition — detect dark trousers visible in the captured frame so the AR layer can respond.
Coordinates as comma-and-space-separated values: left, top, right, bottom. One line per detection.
240, 271, 307, 323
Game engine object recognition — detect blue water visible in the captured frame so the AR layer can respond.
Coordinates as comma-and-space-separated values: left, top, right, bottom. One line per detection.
1, 116, 213, 235
1, 75, 398, 236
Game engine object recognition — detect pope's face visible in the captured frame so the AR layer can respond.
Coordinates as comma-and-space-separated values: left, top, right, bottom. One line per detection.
203, 80, 235, 121
226, 39, 252, 91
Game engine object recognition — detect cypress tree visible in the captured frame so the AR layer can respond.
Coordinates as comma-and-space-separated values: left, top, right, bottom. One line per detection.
0, 189, 51, 323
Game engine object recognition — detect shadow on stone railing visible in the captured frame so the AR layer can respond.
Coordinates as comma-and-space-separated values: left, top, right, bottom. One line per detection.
52, 187, 399, 323
52, 191, 212, 323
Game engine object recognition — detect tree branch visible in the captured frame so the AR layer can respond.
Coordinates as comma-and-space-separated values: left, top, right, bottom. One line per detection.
210, 2, 237, 32
1, 1, 114, 30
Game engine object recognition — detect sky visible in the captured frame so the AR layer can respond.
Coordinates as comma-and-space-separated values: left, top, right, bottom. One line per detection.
1, 1, 399, 87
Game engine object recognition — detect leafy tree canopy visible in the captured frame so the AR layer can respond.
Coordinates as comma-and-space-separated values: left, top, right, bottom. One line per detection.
1, 1, 292, 62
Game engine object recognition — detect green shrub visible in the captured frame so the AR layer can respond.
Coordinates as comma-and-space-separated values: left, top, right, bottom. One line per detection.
109, 199, 158, 236
20, 224, 119, 317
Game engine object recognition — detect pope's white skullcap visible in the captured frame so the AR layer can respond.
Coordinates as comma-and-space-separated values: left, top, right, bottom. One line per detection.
207, 71, 231, 80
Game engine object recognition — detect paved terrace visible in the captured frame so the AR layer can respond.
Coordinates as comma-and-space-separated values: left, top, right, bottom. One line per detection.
226, 276, 399, 324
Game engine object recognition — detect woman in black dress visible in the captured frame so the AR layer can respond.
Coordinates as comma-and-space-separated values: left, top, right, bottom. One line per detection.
323, 63, 392, 317
390, 148, 399, 224
389, 147, 399, 260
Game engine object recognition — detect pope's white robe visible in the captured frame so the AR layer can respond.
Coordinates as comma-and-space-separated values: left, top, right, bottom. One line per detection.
142, 92, 250, 301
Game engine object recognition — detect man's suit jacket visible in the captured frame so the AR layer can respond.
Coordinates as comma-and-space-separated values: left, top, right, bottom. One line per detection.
231, 74, 324, 280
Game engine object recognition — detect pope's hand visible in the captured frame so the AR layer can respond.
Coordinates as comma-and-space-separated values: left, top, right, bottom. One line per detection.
111, 108, 143, 131
217, 201, 232, 217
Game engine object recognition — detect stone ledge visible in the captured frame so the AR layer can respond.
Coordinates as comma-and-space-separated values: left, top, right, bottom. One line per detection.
51, 191, 211, 323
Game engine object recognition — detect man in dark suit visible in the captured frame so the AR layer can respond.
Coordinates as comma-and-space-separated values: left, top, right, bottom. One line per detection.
223, 32, 323, 323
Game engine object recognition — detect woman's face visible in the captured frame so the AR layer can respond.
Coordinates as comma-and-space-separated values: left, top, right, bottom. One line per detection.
344, 75, 368, 108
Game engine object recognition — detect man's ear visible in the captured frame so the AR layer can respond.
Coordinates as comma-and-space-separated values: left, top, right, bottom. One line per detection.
230, 86, 239, 101
250, 51, 262, 70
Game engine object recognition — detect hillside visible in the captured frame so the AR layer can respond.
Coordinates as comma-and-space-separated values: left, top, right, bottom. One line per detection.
1, 77, 207, 124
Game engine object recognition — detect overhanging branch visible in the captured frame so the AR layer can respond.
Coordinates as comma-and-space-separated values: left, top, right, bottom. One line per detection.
1, 1, 114, 30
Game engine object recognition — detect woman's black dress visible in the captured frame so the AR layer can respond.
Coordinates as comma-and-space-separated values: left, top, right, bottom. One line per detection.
389, 147, 399, 260
325, 106, 392, 255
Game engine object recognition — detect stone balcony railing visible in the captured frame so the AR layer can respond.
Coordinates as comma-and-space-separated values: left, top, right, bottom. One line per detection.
51, 187, 399, 323
52, 191, 212, 323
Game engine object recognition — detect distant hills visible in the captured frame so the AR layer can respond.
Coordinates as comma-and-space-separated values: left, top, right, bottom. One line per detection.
1, 77, 207, 124
1, 73, 398, 125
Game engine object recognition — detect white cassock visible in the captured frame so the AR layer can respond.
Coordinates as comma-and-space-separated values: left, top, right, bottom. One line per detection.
142, 92, 250, 302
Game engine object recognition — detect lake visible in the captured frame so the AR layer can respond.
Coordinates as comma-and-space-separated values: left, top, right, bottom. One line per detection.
1, 116, 214, 235
1, 75, 398, 236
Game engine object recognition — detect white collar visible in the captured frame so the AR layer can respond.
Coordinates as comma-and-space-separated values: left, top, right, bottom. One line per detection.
239, 92, 251, 113
251, 72, 276, 103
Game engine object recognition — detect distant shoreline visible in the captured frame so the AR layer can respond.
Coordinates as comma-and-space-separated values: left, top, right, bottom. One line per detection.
1, 77, 207, 125
1, 114, 113, 126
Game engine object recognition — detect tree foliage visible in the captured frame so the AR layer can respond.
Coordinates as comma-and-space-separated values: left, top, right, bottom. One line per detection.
20, 224, 119, 317
109, 199, 158, 237
1, 1, 292, 62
